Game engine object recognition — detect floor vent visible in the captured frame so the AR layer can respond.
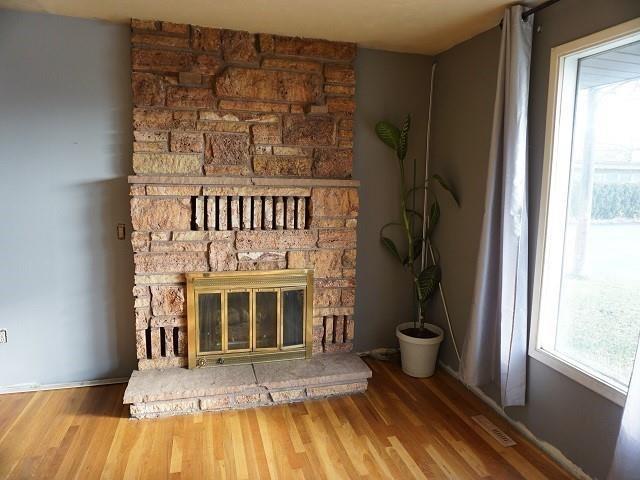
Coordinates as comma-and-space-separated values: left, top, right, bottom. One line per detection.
471, 415, 517, 447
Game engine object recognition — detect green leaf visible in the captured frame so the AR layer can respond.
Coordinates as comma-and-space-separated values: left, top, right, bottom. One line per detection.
375, 121, 400, 152
431, 174, 460, 206
397, 115, 411, 160
380, 236, 403, 263
418, 264, 441, 304
428, 201, 440, 234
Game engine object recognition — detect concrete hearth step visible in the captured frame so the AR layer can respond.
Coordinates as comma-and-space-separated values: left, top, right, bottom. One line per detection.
123, 353, 372, 419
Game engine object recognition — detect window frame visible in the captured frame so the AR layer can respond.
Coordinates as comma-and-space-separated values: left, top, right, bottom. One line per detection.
530, 18, 640, 407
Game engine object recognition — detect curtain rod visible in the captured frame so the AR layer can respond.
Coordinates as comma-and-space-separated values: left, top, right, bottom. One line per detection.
522, 0, 561, 20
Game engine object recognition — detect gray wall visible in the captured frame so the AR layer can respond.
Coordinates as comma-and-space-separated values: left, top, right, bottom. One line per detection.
353, 48, 433, 352
429, 1, 640, 478
0, 10, 136, 387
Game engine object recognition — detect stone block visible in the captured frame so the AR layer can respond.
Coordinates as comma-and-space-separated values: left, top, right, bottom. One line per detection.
258, 34, 275, 53
193, 54, 223, 75
161, 22, 189, 34
131, 33, 189, 49
191, 26, 221, 51
222, 30, 258, 63
323, 342, 354, 354
133, 141, 167, 153
134, 252, 209, 273
306, 381, 365, 398
274, 197, 285, 229
132, 72, 166, 107
138, 357, 187, 370
131, 19, 158, 31
131, 48, 192, 73
253, 155, 312, 176
173, 111, 197, 129
133, 152, 201, 175
134, 274, 186, 284
324, 64, 356, 84
209, 242, 238, 271
308, 217, 344, 228
124, 364, 258, 403
327, 97, 356, 113
342, 249, 356, 268
130, 398, 199, 418
131, 231, 150, 252
134, 297, 150, 308
215, 67, 321, 103
166, 86, 215, 109
237, 251, 286, 262
151, 285, 185, 316
283, 115, 335, 146
341, 288, 355, 307
146, 185, 202, 196
199, 394, 233, 410
253, 353, 371, 389
262, 57, 322, 73
273, 36, 356, 61
151, 315, 186, 328
152, 241, 208, 253
345, 316, 355, 341
269, 388, 306, 403
251, 123, 281, 145
135, 330, 147, 359
178, 72, 202, 84
204, 132, 250, 168
324, 84, 355, 96
130, 197, 191, 231
135, 308, 151, 330
312, 149, 352, 178
317, 229, 357, 248
149, 327, 162, 358
287, 249, 342, 278
218, 99, 289, 113
309, 188, 359, 217
314, 288, 341, 307
133, 109, 173, 130
237, 230, 316, 251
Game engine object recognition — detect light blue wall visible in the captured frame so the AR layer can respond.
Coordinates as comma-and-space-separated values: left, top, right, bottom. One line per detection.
0, 9, 136, 387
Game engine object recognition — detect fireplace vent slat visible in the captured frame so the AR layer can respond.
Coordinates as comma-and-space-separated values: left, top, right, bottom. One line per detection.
201, 195, 310, 231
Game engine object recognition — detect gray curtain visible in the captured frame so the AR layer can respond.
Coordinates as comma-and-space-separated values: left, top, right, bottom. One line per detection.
608, 339, 640, 479
460, 5, 532, 407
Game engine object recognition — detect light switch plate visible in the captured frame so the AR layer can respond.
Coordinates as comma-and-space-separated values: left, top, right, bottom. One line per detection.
0, 330, 6, 344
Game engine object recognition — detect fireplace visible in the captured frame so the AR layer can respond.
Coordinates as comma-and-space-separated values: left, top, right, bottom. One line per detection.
123, 19, 372, 418
187, 269, 313, 367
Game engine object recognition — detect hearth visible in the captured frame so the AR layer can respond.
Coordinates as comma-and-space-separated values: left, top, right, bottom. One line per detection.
187, 269, 313, 367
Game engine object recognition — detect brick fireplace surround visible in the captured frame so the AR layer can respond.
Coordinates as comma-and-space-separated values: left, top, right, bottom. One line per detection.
124, 19, 371, 417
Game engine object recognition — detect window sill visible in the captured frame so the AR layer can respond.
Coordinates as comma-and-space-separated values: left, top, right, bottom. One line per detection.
529, 347, 627, 407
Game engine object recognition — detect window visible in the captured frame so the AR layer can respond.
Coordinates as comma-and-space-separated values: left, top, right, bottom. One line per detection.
531, 19, 640, 406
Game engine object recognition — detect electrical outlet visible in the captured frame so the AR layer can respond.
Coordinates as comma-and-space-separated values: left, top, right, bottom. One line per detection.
0, 329, 6, 344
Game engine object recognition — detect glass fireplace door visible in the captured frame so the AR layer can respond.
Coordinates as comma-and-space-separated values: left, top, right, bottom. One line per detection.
187, 270, 313, 368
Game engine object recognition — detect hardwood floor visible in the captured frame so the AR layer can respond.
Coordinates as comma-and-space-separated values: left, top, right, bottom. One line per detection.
0, 359, 574, 479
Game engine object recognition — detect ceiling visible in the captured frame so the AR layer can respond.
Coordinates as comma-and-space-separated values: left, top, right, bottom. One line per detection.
0, 0, 542, 55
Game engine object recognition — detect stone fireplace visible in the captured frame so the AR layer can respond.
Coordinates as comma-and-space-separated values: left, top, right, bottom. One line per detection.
124, 19, 370, 418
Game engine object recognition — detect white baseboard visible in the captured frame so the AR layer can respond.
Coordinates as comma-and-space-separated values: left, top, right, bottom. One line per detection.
438, 361, 592, 480
0, 377, 129, 395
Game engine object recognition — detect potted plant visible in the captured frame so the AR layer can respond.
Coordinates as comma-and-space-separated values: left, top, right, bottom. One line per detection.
375, 114, 458, 378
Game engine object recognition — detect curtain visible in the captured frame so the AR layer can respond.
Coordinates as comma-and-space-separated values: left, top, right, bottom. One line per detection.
459, 5, 533, 407
608, 340, 640, 479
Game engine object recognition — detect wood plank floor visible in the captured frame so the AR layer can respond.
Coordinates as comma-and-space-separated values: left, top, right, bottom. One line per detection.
0, 359, 574, 479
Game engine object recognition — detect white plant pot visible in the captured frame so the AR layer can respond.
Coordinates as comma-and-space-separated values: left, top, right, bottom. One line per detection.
396, 322, 444, 378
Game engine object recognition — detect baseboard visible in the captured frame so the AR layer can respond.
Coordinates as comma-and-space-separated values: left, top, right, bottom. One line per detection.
0, 377, 129, 395
438, 361, 592, 480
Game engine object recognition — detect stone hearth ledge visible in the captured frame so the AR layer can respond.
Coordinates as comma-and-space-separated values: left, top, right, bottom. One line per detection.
128, 175, 360, 187
123, 353, 371, 419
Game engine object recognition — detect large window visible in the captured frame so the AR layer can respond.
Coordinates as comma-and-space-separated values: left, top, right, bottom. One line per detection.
531, 19, 640, 405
